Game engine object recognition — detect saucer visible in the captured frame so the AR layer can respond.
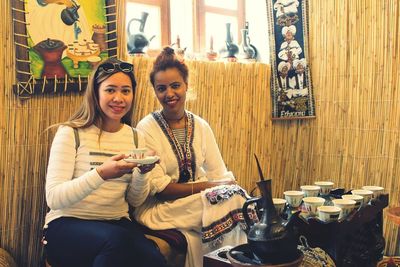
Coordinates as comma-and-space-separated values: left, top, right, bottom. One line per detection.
124, 155, 159, 164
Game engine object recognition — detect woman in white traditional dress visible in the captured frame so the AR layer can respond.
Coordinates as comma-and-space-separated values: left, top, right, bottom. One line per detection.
133, 47, 251, 267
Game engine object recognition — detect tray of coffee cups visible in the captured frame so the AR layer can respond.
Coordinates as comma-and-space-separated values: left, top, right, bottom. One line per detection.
276, 182, 388, 267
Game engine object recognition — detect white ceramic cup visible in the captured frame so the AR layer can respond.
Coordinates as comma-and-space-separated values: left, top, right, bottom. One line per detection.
284, 190, 304, 208
318, 206, 341, 222
300, 185, 321, 197
332, 198, 356, 219
273, 198, 287, 214
351, 189, 373, 205
131, 148, 148, 159
341, 194, 364, 209
361, 186, 384, 198
314, 181, 334, 195
303, 197, 325, 216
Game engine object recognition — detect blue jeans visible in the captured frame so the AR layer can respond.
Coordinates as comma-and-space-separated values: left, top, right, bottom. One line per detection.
44, 217, 167, 267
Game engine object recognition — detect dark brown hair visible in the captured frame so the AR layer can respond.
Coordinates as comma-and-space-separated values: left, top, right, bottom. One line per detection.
149, 47, 189, 86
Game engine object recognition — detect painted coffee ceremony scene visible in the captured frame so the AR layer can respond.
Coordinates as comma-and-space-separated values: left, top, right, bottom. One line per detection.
1, 0, 399, 267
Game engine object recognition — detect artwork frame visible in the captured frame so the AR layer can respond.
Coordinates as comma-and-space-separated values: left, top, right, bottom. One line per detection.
266, 0, 316, 120
11, 0, 118, 98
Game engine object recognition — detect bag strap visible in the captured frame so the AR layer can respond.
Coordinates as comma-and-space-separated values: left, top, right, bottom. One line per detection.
73, 127, 80, 151
132, 127, 138, 148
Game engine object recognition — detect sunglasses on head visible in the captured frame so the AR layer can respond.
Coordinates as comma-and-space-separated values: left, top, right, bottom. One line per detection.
98, 62, 134, 73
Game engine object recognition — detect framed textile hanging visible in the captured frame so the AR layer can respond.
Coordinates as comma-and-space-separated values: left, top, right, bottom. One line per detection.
266, 0, 316, 120
11, 0, 117, 98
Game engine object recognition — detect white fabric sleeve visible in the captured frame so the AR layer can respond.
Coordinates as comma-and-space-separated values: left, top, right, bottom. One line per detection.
201, 121, 235, 180
126, 169, 149, 207
137, 119, 172, 195
45, 126, 104, 210
126, 132, 150, 207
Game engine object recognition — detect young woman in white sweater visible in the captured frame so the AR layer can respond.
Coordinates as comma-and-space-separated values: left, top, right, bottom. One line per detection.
43, 58, 167, 267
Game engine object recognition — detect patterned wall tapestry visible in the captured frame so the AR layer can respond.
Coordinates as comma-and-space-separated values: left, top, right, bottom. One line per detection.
266, 0, 315, 120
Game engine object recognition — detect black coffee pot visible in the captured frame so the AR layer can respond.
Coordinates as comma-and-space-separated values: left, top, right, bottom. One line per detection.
219, 23, 239, 58
242, 155, 300, 264
127, 12, 155, 54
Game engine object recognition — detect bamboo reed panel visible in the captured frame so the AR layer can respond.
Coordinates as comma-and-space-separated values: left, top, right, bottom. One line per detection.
1, 0, 400, 266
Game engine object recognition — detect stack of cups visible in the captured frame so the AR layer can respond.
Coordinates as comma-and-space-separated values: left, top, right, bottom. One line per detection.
342, 194, 364, 209
361, 186, 384, 199
314, 181, 334, 196
332, 198, 356, 219
300, 185, 321, 197
303, 197, 325, 217
283, 191, 304, 208
351, 189, 373, 206
273, 198, 287, 215
317, 206, 341, 222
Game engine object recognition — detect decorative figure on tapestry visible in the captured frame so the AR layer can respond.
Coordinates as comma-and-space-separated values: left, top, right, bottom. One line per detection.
267, 0, 315, 120
11, 0, 117, 97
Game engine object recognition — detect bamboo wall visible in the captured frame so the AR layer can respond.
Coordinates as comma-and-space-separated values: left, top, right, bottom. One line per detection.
0, 0, 399, 266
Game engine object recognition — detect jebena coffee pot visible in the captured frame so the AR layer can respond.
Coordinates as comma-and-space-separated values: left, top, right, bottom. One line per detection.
242, 155, 300, 264
127, 12, 155, 54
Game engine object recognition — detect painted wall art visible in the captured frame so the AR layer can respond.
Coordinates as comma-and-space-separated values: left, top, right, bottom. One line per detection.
11, 0, 117, 97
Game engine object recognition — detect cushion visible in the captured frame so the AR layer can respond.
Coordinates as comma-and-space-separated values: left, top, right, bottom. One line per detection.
133, 221, 187, 253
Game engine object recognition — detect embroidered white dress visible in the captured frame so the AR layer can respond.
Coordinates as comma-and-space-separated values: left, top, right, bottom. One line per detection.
134, 112, 249, 267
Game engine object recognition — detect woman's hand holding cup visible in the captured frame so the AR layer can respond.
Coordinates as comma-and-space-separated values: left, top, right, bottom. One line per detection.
96, 154, 137, 180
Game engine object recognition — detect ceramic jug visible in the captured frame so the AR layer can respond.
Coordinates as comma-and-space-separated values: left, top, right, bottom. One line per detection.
127, 12, 155, 54
219, 23, 239, 58
242, 156, 300, 264
239, 22, 257, 60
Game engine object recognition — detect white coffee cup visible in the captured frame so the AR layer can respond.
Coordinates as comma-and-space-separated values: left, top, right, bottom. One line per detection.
131, 148, 148, 159
284, 190, 304, 208
318, 206, 341, 222
351, 189, 373, 205
361, 186, 384, 198
303, 197, 325, 216
341, 194, 364, 209
273, 198, 287, 214
332, 198, 356, 219
300, 185, 321, 197
314, 181, 334, 195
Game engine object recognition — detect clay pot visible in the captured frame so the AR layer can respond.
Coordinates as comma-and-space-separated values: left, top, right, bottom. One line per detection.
33, 38, 67, 78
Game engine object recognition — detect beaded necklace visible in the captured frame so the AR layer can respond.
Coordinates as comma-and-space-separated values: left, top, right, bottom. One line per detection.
152, 110, 196, 183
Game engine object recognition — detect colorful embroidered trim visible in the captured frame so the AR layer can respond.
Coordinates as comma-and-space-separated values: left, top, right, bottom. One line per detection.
205, 185, 247, 205
202, 208, 258, 243
152, 110, 196, 183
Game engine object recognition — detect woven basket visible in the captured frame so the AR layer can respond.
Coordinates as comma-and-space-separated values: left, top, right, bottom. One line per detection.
0, 248, 17, 267
297, 236, 336, 267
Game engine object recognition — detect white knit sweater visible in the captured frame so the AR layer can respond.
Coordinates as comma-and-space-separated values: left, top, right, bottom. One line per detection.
44, 124, 150, 226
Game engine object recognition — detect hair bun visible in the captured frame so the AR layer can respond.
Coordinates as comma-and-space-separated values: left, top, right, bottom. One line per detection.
163, 46, 175, 56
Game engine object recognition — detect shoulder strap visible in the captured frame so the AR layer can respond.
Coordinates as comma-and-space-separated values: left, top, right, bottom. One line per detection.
73, 128, 80, 151
132, 127, 138, 148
